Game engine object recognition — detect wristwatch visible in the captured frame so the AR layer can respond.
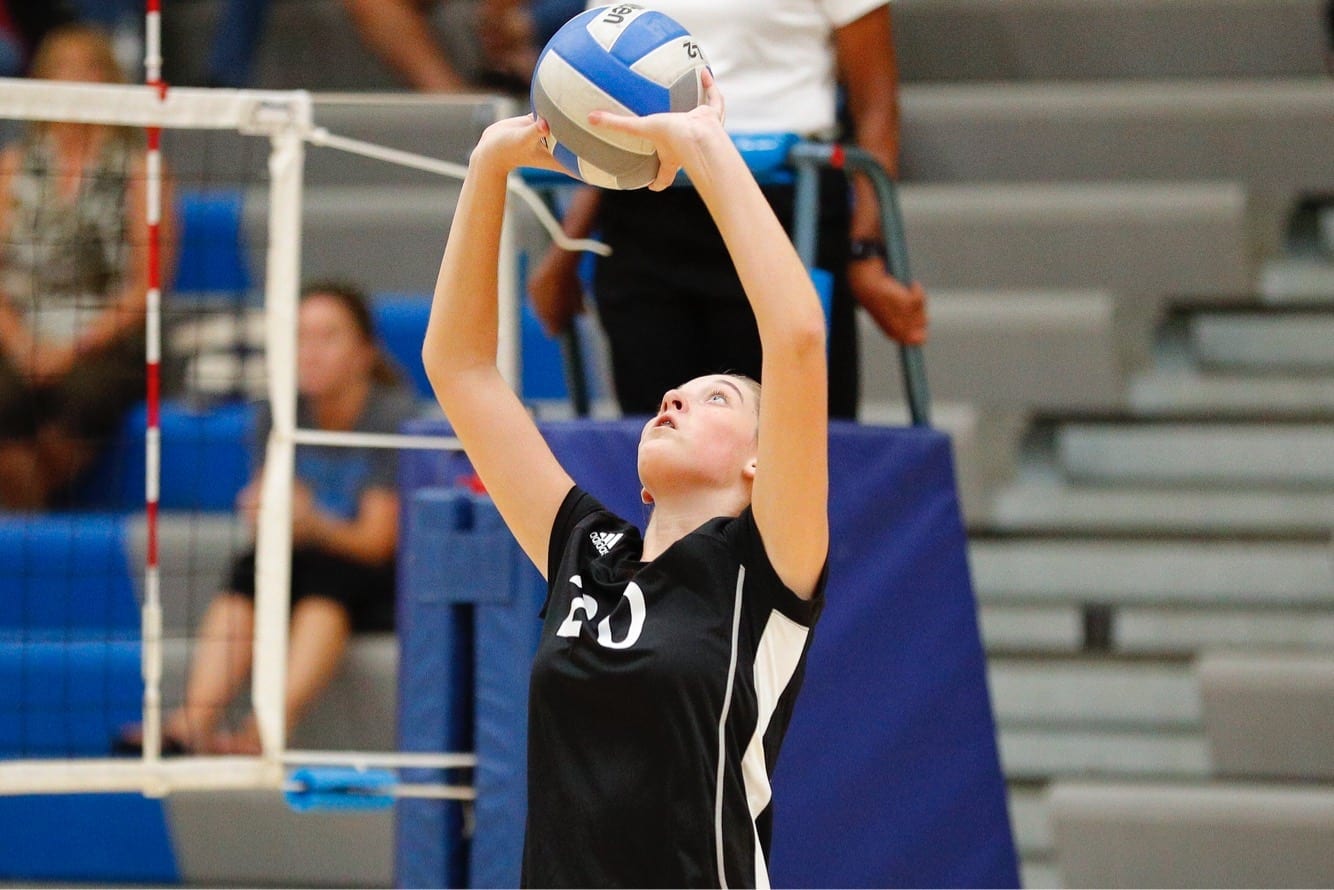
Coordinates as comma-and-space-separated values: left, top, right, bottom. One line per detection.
848, 238, 888, 262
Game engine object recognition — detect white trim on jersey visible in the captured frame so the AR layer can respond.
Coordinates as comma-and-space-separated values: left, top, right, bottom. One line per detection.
715, 565, 747, 890
740, 609, 811, 887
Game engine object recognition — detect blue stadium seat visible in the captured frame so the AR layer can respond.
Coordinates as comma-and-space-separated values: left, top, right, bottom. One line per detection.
372, 287, 603, 406
171, 188, 253, 298
371, 293, 434, 400
0, 514, 137, 633
0, 633, 141, 757
74, 401, 255, 513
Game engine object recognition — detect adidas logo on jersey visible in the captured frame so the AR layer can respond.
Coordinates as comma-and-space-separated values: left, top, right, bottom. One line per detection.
590, 531, 623, 556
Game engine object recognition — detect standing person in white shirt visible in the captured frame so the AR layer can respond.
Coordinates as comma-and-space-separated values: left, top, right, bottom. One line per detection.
528, 0, 928, 419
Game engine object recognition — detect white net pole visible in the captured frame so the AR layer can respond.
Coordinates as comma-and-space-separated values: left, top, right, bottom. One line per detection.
0, 79, 313, 795
252, 95, 312, 764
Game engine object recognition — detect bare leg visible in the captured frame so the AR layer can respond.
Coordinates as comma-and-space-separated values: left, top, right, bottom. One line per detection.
0, 441, 46, 509
164, 592, 256, 752
226, 596, 352, 755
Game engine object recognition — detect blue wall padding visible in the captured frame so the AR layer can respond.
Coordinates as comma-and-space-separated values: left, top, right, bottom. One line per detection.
76, 400, 254, 512
0, 514, 137, 632
469, 498, 547, 890
407, 490, 516, 607
397, 419, 1018, 889
0, 634, 141, 757
396, 487, 475, 890
767, 423, 1020, 888
285, 767, 396, 812
0, 793, 178, 883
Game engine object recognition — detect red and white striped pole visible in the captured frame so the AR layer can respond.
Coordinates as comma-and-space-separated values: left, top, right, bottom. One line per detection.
141, 0, 166, 771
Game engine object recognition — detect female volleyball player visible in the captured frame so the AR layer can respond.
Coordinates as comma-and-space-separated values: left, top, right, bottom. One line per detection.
423, 72, 828, 888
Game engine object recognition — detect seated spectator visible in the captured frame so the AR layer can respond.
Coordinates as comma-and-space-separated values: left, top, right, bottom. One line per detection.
118, 282, 418, 755
0, 23, 174, 510
343, 0, 584, 92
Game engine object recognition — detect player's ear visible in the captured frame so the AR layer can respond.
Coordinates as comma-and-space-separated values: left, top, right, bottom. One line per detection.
742, 458, 757, 482
641, 487, 654, 505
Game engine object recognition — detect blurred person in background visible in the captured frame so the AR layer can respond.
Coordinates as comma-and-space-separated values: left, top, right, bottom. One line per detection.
0, 23, 172, 509
343, 0, 583, 92
528, 0, 928, 420
117, 282, 417, 755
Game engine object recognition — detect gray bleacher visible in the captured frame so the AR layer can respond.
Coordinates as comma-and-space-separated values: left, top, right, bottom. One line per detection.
1040, 653, 1334, 885
892, 0, 1328, 82
1199, 652, 1334, 781
1048, 782, 1334, 888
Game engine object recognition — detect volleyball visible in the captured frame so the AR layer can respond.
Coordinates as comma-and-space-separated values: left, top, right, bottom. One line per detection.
531, 4, 708, 190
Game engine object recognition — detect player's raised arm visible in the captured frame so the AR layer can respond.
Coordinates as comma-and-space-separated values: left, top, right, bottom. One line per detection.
589, 73, 829, 598
421, 117, 574, 575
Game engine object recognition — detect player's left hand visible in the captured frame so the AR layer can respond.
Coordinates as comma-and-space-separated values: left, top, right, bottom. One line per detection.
473, 114, 568, 177
586, 67, 726, 191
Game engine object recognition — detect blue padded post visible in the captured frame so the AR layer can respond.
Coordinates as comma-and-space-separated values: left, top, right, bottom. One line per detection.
468, 496, 546, 890
395, 487, 476, 890
400, 488, 533, 888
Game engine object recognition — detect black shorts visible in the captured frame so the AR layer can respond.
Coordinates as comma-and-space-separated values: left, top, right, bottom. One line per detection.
226, 546, 396, 633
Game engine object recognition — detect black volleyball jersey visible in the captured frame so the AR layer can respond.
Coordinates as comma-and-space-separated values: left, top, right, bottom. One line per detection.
521, 486, 826, 889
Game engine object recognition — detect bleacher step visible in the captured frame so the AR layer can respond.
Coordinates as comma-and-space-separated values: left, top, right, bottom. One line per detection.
893, 0, 1325, 82
860, 289, 1130, 412
989, 481, 1334, 536
1020, 859, 1063, 890
979, 604, 1334, 657
969, 539, 1334, 607
1260, 256, 1334, 305
1008, 785, 1053, 857
1057, 422, 1334, 486
979, 606, 1083, 654
1191, 312, 1334, 372
997, 728, 1210, 781
988, 660, 1199, 729
900, 78, 1334, 206
899, 181, 1251, 301
1116, 608, 1334, 655
1127, 371, 1334, 418
243, 184, 462, 296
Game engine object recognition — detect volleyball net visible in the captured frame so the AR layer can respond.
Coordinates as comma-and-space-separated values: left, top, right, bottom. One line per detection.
0, 75, 601, 799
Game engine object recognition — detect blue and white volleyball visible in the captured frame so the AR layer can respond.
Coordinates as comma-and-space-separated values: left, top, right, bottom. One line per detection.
531, 4, 708, 190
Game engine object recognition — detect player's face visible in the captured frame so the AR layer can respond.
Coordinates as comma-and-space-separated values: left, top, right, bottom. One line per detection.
296, 294, 374, 400
639, 375, 759, 491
